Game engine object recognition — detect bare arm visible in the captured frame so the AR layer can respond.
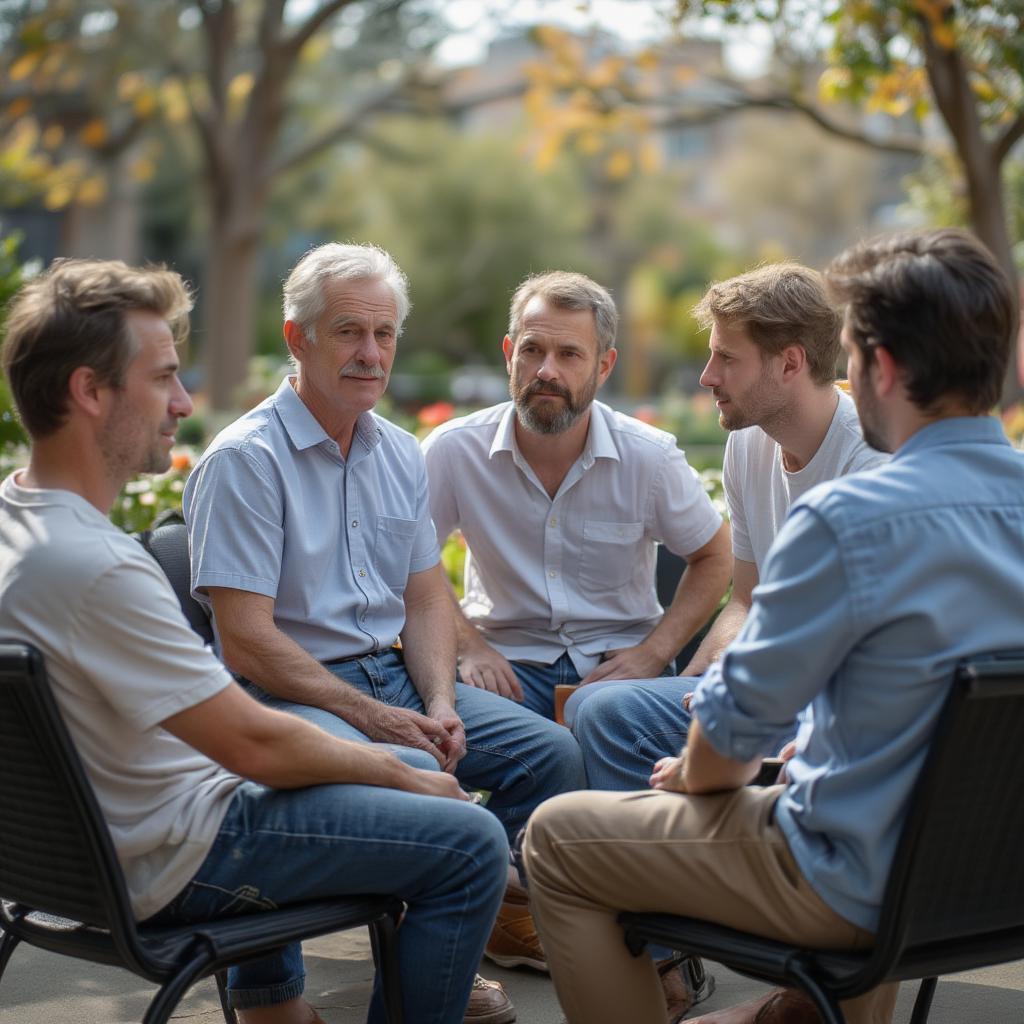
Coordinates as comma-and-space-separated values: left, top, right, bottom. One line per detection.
680, 557, 759, 677
208, 586, 450, 767
648, 716, 760, 795
162, 683, 467, 801
581, 521, 732, 684
400, 564, 467, 770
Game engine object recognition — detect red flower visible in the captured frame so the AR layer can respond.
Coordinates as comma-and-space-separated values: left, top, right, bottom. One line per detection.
417, 402, 456, 427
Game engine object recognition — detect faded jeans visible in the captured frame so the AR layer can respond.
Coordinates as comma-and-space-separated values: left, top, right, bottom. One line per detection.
250, 648, 587, 841
150, 780, 509, 1020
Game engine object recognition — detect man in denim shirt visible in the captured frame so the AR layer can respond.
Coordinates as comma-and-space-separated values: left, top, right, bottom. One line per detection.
522, 228, 1023, 1024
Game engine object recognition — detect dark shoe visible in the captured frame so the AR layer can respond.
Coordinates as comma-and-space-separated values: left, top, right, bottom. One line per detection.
752, 988, 819, 1024
465, 974, 516, 1024
484, 896, 548, 972
657, 953, 716, 1023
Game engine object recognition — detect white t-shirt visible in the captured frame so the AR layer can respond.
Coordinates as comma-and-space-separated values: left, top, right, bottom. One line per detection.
422, 400, 724, 674
725, 390, 888, 572
0, 474, 241, 920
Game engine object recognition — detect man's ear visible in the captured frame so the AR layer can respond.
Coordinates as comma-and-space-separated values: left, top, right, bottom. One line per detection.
284, 320, 307, 363
66, 365, 105, 419
779, 344, 806, 381
871, 344, 901, 397
597, 346, 618, 385
502, 335, 514, 373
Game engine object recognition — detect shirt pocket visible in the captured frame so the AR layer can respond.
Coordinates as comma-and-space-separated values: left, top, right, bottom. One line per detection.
578, 519, 644, 590
375, 515, 418, 590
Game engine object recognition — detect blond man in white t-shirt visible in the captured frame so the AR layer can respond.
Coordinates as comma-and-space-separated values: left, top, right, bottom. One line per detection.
570, 263, 885, 787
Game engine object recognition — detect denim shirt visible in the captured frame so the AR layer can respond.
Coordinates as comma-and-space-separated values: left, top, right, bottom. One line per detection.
183, 377, 440, 662
692, 417, 1024, 931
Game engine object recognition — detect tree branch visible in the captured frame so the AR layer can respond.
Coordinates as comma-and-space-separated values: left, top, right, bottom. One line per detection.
994, 110, 1024, 166
281, 0, 359, 60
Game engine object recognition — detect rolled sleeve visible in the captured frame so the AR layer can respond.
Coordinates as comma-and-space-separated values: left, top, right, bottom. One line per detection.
183, 449, 284, 603
692, 506, 857, 761
650, 444, 724, 556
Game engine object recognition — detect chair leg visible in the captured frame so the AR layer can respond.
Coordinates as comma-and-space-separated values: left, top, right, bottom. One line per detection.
788, 964, 845, 1024
0, 926, 22, 984
143, 953, 214, 1024
908, 977, 937, 1024
215, 969, 238, 1024
368, 913, 404, 1024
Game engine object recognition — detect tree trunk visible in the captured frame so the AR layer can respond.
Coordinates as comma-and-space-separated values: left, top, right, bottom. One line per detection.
202, 209, 263, 411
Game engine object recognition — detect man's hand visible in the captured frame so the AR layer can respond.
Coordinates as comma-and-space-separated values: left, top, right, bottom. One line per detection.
359, 702, 453, 770
397, 765, 474, 801
425, 698, 468, 772
458, 643, 524, 702
649, 755, 688, 793
580, 643, 671, 685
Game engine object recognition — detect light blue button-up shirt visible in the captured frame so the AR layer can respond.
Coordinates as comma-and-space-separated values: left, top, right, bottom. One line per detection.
692, 416, 1024, 932
183, 377, 440, 662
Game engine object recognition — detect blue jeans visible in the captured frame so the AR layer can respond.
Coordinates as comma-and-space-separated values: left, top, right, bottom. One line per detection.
568, 677, 693, 791
150, 781, 508, 1020
249, 649, 586, 840
509, 653, 675, 722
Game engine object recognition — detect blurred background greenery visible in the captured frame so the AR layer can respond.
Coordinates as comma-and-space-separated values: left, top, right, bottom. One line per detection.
1, 0, 1022, 544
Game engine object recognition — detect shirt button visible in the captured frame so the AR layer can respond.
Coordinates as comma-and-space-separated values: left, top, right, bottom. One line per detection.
548, 570, 558, 578
358, 569, 367, 578
549, 517, 558, 527
351, 519, 359, 528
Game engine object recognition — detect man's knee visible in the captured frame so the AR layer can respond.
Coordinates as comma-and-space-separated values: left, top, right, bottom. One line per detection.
571, 683, 642, 749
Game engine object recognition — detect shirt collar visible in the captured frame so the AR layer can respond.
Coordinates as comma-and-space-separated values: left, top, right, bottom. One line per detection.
895, 414, 1010, 460
273, 375, 382, 454
488, 399, 621, 465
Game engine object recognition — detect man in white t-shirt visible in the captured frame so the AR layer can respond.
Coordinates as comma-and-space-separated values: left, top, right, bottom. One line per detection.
0, 259, 509, 1024
569, 262, 886, 790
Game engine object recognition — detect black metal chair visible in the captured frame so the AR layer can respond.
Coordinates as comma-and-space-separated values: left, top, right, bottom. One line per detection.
620, 651, 1024, 1023
0, 640, 406, 1024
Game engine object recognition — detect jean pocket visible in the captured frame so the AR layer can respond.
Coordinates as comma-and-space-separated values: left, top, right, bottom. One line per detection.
174, 880, 279, 922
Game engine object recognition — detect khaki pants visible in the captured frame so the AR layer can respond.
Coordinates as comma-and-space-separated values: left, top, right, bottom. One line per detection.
522, 786, 898, 1024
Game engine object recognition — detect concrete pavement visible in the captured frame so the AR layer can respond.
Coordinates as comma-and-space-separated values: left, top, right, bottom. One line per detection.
1, 929, 1022, 1023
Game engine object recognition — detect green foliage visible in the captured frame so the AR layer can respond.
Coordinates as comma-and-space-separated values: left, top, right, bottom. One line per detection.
0, 229, 29, 449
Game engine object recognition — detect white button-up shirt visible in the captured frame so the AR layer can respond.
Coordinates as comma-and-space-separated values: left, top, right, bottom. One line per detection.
422, 401, 723, 674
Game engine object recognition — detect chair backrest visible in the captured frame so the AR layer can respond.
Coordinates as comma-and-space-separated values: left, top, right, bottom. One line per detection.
861, 651, 1024, 981
0, 641, 140, 949
137, 514, 214, 646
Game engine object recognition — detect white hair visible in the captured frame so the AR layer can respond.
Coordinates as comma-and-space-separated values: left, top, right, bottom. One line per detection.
282, 242, 411, 342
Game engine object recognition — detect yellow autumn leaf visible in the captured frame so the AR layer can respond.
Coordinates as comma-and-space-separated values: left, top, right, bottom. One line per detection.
300, 33, 330, 64
79, 119, 108, 148
134, 91, 158, 118
228, 72, 254, 105
819, 66, 851, 101
931, 23, 956, 50
971, 77, 996, 102
41, 124, 64, 149
578, 131, 602, 155
5, 97, 31, 119
605, 149, 632, 180
161, 80, 190, 123
76, 175, 107, 206
587, 56, 626, 90
634, 48, 660, 72
534, 134, 563, 171
8, 53, 39, 82
44, 183, 74, 210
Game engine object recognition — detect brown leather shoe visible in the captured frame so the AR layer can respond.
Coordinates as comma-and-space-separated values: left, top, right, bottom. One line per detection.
657, 954, 716, 1023
464, 974, 516, 1024
484, 896, 548, 972
687, 986, 818, 1024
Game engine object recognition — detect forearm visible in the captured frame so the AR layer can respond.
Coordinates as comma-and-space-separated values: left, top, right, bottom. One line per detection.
220, 618, 379, 727
446, 578, 490, 657
645, 544, 732, 667
401, 582, 458, 709
682, 717, 760, 795
680, 593, 750, 676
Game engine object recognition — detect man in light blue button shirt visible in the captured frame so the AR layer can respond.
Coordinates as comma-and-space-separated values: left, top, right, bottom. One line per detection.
184, 243, 586, 1023
521, 228, 1024, 1024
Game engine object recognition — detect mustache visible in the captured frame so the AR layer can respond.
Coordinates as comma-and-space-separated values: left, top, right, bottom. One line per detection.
339, 361, 386, 379
523, 380, 572, 401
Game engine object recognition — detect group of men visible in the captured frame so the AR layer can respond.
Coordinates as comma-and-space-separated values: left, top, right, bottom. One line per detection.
0, 225, 1020, 1024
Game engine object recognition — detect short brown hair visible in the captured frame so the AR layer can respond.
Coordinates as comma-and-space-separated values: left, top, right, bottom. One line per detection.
825, 229, 1013, 416
2, 259, 192, 438
508, 271, 618, 354
694, 263, 841, 385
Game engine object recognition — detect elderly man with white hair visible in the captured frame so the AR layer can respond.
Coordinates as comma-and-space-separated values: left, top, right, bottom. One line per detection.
184, 243, 586, 1024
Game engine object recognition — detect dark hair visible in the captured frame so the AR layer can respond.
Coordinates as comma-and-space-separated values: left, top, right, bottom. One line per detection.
825, 229, 1014, 414
694, 262, 841, 385
2, 258, 192, 438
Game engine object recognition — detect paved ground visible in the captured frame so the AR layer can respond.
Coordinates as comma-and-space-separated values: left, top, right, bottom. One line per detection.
2, 929, 1023, 1023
